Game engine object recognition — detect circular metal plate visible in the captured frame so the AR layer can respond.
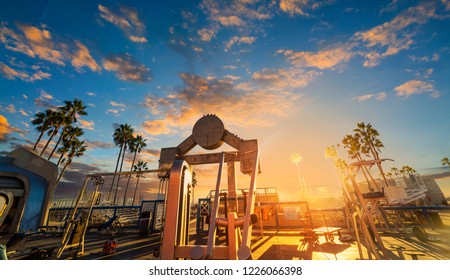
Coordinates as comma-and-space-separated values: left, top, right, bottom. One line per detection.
192, 115, 225, 150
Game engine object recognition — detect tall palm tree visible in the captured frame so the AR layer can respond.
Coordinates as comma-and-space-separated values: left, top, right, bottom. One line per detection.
48, 99, 87, 160
56, 138, 87, 183
442, 157, 450, 167
131, 161, 148, 206
56, 127, 84, 166
391, 167, 400, 177
108, 124, 134, 204
40, 110, 66, 156
122, 135, 147, 206
342, 134, 375, 191
354, 122, 388, 185
31, 109, 54, 151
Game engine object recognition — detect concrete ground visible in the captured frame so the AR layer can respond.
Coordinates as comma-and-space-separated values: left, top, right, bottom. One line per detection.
2, 213, 450, 260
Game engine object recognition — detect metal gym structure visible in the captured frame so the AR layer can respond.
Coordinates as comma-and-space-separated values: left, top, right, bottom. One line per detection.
55, 114, 260, 260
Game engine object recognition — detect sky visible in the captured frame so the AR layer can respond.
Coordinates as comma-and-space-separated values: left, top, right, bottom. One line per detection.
0, 0, 450, 202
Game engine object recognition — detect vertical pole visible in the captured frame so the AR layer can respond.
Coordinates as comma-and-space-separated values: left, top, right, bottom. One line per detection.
206, 152, 225, 259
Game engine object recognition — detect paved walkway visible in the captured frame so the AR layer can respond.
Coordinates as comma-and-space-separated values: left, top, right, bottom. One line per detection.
2, 214, 450, 260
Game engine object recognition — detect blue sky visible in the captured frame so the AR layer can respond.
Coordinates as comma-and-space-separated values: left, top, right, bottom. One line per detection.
1, 0, 450, 201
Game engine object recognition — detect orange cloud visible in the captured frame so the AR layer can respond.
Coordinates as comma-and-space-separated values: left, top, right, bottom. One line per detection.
141, 72, 304, 136
1, 23, 100, 73
78, 119, 95, 130
395, 80, 439, 98
355, 1, 439, 66
0, 115, 12, 141
71, 41, 101, 72
98, 4, 147, 43
278, 46, 353, 69
102, 53, 152, 83
0, 62, 51, 82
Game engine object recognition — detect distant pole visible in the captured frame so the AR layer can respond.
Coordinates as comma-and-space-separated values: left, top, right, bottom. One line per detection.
290, 153, 304, 198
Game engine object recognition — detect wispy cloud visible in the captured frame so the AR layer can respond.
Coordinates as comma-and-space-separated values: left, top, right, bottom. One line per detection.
355, 1, 441, 67
225, 36, 256, 51
0, 23, 100, 72
102, 53, 153, 83
5, 104, 16, 113
0, 62, 51, 82
141, 71, 305, 136
277, 45, 353, 70
78, 119, 95, 130
98, 4, 147, 43
71, 41, 101, 72
279, 0, 333, 17
84, 139, 115, 150
19, 109, 29, 116
354, 92, 387, 102
251, 67, 320, 89
394, 80, 439, 98
34, 90, 56, 108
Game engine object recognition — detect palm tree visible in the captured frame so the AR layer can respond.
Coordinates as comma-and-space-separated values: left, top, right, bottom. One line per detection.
342, 134, 376, 191
40, 110, 65, 156
56, 127, 84, 166
131, 161, 148, 206
354, 122, 388, 185
48, 99, 87, 160
56, 138, 87, 183
442, 157, 450, 167
122, 135, 147, 206
108, 124, 134, 204
31, 109, 54, 151
390, 167, 399, 177
401, 165, 416, 177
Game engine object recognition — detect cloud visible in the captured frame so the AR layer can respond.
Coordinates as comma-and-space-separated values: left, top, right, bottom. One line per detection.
225, 36, 256, 51
279, 0, 332, 17
34, 90, 56, 108
71, 41, 101, 72
354, 92, 387, 102
106, 109, 120, 115
102, 53, 153, 83
110, 101, 126, 108
355, 1, 441, 67
0, 23, 100, 72
141, 71, 303, 135
98, 4, 147, 43
5, 104, 16, 113
19, 109, 29, 116
394, 80, 439, 98
0, 62, 51, 82
0, 115, 12, 142
251, 67, 320, 89
277, 45, 353, 69
198, 28, 216, 42
199, 0, 273, 34
84, 139, 115, 150
78, 119, 95, 130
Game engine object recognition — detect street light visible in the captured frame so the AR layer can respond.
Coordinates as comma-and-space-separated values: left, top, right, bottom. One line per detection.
290, 153, 304, 196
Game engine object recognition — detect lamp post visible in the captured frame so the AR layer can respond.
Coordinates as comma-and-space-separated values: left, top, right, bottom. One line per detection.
290, 153, 304, 199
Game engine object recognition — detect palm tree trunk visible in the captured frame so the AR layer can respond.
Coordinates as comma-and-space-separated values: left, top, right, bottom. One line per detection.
57, 152, 66, 166
122, 151, 137, 206
56, 161, 70, 183
113, 143, 127, 204
108, 144, 123, 201
48, 127, 66, 160
40, 126, 60, 156
33, 131, 45, 151
132, 175, 141, 206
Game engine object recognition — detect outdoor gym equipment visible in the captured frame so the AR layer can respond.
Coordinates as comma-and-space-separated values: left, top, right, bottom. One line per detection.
159, 115, 260, 260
